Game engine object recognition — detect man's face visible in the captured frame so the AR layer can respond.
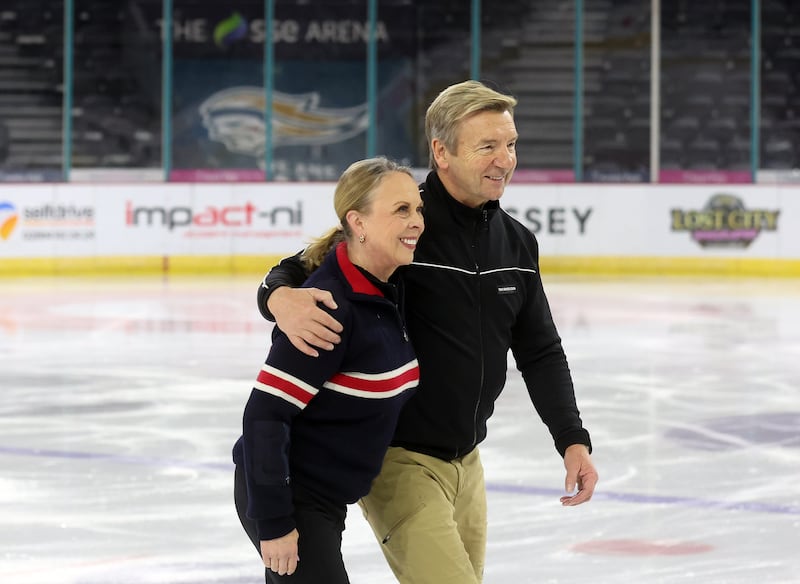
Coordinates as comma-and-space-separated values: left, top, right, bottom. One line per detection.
434, 110, 518, 208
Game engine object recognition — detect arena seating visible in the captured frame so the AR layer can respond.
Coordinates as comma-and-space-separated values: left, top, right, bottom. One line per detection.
70, 0, 160, 168
0, 0, 797, 177
0, 1, 63, 170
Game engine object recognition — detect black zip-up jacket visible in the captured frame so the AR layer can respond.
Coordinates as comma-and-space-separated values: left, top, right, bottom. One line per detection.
259, 171, 591, 461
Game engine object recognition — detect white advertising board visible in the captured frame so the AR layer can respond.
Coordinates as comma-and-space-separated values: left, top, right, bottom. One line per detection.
501, 183, 796, 259
1, 183, 798, 262
0, 183, 338, 259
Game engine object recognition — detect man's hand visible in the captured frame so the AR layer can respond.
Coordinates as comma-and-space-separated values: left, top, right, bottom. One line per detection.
260, 528, 300, 576
560, 444, 598, 506
267, 287, 343, 357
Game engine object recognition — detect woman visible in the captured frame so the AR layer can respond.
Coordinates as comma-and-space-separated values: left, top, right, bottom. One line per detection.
233, 157, 425, 583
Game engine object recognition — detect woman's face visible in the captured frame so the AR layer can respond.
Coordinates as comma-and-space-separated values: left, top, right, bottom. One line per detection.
349, 171, 425, 281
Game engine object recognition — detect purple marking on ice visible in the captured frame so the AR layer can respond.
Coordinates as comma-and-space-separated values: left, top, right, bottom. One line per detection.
3, 445, 798, 516
665, 412, 800, 451
0, 445, 231, 471
484, 482, 800, 515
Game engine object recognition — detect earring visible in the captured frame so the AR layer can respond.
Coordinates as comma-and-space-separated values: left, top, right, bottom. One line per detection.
358, 233, 366, 244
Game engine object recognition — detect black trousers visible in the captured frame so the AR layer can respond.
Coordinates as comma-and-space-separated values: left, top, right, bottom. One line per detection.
234, 465, 351, 584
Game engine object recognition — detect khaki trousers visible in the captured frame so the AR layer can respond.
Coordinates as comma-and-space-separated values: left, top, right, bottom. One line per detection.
359, 446, 487, 584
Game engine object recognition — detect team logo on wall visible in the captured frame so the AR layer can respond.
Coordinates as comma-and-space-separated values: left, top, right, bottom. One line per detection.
0, 201, 18, 240
214, 12, 248, 47
670, 193, 780, 248
199, 87, 369, 165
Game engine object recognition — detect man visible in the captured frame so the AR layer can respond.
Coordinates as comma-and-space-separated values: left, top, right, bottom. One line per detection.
257, 80, 598, 584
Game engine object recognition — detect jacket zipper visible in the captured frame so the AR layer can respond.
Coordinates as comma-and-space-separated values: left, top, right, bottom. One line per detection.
469, 209, 489, 452
384, 297, 409, 342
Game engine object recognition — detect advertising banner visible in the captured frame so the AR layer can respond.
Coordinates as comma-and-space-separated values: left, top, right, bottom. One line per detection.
0, 183, 336, 259
482, 183, 796, 259
1, 184, 798, 268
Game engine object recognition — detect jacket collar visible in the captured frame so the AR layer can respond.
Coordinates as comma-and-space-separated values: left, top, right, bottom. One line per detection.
335, 242, 385, 297
425, 171, 500, 225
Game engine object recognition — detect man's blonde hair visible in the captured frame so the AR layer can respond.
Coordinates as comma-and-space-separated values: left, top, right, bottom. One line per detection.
425, 80, 518, 169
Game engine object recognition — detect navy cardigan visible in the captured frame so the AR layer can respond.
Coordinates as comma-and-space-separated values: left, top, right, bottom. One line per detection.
233, 242, 419, 540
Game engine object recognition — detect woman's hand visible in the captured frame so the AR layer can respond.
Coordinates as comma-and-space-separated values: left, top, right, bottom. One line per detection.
260, 528, 300, 576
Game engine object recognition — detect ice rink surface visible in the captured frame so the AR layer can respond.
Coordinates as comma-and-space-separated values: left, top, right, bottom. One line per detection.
1, 274, 799, 584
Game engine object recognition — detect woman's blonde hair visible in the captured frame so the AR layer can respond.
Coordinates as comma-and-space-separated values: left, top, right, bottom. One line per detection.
301, 157, 414, 270
425, 80, 518, 169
